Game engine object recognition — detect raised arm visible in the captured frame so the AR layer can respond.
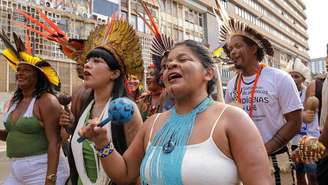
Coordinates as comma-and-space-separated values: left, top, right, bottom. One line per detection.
223, 106, 272, 185
303, 80, 316, 123
38, 93, 62, 185
79, 103, 153, 184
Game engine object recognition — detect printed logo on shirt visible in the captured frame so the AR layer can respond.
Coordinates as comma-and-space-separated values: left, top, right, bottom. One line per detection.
230, 86, 269, 122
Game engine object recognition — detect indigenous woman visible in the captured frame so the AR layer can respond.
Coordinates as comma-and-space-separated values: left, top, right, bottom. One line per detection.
136, 1, 175, 120
126, 74, 143, 101
0, 31, 69, 184
17, 10, 144, 184
79, 40, 272, 185
136, 64, 167, 120
59, 18, 144, 185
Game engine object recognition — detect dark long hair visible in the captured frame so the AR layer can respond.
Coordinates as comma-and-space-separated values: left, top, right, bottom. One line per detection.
82, 48, 128, 154
173, 40, 216, 94
12, 65, 55, 104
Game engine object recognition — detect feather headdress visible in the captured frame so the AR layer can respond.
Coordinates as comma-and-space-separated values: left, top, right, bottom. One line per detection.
214, 0, 274, 57
285, 58, 311, 81
137, 0, 174, 72
0, 30, 61, 90
81, 15, 144, 81
16, 8, 85, 61
17, 9, 144, 81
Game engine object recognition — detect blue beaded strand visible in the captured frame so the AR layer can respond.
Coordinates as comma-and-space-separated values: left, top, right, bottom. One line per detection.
140, 97, 214, 185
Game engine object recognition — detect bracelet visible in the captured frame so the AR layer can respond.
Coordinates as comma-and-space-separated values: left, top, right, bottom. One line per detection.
95, 142, 114, 158
46, 173, 57, 184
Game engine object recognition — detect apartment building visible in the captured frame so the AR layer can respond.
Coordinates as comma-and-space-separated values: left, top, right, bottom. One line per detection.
0, 0, 310, 94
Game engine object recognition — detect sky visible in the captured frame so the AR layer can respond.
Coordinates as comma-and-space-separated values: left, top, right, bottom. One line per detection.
305, 0, 328, 59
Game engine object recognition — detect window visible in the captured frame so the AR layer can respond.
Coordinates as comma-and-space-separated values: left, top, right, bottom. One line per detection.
130, 14, 137, 29
137, 15, 145, 33
173, 28, 178, 41
198, 13, 203, 27
121, 11, 127, 21
172, 1, 177, 16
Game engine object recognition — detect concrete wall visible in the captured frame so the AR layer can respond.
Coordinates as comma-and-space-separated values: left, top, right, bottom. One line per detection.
205, 12, 220, 52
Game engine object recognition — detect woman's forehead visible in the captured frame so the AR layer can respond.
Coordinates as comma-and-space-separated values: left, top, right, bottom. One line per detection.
167, 46, 192, 59
17, 63, 35, 70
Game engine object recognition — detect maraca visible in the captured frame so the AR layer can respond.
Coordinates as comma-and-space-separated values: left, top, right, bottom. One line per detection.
77, 97, 134, 143
57, 93, 74, 133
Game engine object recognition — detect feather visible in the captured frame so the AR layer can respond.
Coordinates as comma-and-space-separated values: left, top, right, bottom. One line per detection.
140, 1, 161, 39
25, 31, 32, 55
17, 9, 55, 35
14, 22, 51, 40
0, 30, 20, 58
1, 48, 20, 68
36, 8, 66, 37
20, 51, 42, 65
13, 32, 26, 53
214, 0, 230, 23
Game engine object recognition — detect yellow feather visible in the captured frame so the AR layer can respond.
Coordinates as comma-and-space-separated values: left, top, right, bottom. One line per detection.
2, 48, 19, 65
20, 51, 42, 65
40, 66, 60, 86
213, 47, 224, 57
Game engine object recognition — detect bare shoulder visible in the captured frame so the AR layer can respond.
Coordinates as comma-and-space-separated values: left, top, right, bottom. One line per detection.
142, 111, 170, 142
210, 102, 248, 121
210, 103, 254, 129
37, 93, 61, 109
143, 111, 169, 131
39, 92, 59, 102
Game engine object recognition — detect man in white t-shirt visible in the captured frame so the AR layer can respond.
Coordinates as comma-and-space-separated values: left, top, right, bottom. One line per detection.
213, 1, 302, 183
224, 35, 303, 184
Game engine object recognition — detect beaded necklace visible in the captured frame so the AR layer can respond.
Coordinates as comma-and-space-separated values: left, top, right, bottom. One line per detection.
140, 97, 214, 185
237, 63, 264, 118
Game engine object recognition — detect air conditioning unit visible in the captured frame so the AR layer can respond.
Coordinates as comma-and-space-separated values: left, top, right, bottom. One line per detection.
44, 0, 54, 8
82, 12, 90, 18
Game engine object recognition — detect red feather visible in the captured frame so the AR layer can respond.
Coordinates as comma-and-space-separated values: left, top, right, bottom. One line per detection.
36, 8, 67, 38
17, 9, 56, 35
25, 31, 32, 54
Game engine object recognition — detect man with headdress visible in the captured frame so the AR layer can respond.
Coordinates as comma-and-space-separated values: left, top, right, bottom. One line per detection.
286, 59, 319, 185
213, 1, 303, 184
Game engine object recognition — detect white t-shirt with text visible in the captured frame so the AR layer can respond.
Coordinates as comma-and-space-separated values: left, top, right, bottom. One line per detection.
225, 67, 303, 143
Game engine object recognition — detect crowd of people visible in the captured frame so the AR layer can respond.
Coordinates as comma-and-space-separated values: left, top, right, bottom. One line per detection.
0, 1, 327, 185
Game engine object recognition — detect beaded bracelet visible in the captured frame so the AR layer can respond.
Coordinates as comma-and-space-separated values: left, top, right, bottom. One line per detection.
95, 142, 114, 158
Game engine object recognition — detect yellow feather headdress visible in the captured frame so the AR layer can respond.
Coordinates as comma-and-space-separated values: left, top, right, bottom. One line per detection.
81, 16, 144, 81
0, 30, 61, 90
214, 0, 274, 57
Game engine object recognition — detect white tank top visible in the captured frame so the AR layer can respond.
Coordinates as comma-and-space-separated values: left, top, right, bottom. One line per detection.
145, 106, 241, 185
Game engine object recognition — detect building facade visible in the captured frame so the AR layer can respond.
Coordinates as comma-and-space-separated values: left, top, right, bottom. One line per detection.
0, 0, 310, 94
0, 0, 97, 94
199, 0, 310, 84
310, 57, 327, 75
